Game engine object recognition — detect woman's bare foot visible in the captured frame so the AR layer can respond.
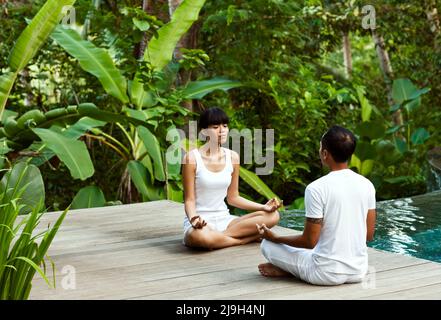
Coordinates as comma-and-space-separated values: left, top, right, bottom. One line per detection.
258, 263, 291, 277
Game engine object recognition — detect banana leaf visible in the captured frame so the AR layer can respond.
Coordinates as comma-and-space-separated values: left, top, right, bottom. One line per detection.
181, 78, 242, 99
0, 162, 45, 215
51, 26, 129, 103
131, 0, 207, 108
127, 160, 164, 201
71, 186, 106, 209
9, 0, 77, 71
239, 167, 278, 200
32, 128, 94, 180
0, 72, 17, 120
137, 126, 165, 181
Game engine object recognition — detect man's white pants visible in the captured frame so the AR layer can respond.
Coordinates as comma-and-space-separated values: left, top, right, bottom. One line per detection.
260, 239, 366, 286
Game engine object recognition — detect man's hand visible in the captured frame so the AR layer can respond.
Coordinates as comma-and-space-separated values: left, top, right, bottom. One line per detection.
190, 215, 207, 229
256, 223, 279, 243
262, 198, 283, 213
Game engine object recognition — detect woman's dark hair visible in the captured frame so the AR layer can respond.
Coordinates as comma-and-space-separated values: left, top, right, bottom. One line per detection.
199, 107, 229, 129
321, 125, 356, 163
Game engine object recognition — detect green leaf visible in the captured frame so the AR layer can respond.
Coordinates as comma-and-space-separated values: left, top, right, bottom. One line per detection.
355, 120, 386, 140
51, 27, 129, 103
360, 159, 374, 176
71, 186, 106, 209
0, 162, 45, 214
167, 181, 183, 202
21, 207, 69, 298
62, 116, 106, 139
181, 78, 242, 99
166, 127, 182, 178
385, 124, 405, 135
127, 160, 163, 200
349, 153, 361, 172
394, 137, 408, 154
32, 128, 94, 180
384, 176, 414, 184
77, 103, 146, 127
392, 78, 418, 105
0, 72, 17, 120
355, 141, 376, 161
133, 18, 150, 31
11, 256, 52, 288
289, 197, 305, 210
389, 103, 401, 113
392, 78, 429, 106
1, 109, 18, 123
9, 0, 77, 71
137, 126, 165, 181
130, 77, 156, 109
239, 167, 278, 200
403, 96, 421, 113
408, 88, 430, 101
355, 85, 372, 122
131, 0, 207, 108
144, 0, 207, 71
411, 128, 430, 145
0, 139, 12, 156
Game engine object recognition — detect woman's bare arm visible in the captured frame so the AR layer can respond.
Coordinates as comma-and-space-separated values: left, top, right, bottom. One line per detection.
183, 152, 199, 221
226, 151, 278, 212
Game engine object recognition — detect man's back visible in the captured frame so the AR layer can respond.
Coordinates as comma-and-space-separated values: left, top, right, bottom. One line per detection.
305, 168, 376, 274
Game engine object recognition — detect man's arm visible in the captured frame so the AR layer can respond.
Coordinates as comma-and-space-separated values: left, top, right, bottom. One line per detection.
257, 217, 322, 249
366, 209, 376, 242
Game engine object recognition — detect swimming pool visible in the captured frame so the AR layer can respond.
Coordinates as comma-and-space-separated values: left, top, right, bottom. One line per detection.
279, 190, 441, 263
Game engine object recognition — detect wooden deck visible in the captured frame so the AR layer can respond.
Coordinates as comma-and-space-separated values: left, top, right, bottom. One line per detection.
29, 200, 441, 300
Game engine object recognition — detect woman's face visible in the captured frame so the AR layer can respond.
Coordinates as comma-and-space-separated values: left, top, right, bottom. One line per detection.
205, 123, 229, 144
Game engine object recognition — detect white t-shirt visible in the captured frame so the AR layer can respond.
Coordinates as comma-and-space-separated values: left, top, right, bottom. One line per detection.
305, 168, 376, 274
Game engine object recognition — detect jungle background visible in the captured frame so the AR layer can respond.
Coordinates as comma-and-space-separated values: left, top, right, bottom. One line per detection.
1, 0, 440, 212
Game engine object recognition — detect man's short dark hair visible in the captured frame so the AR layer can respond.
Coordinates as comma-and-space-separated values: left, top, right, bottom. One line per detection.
199, 107, 229, 129
321, 125, 356, 163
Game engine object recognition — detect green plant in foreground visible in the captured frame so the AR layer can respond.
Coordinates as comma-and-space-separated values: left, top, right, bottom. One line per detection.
0, 162, 68, 300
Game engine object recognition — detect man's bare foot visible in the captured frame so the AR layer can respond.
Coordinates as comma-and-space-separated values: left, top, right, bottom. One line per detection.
258, 263, 291, 277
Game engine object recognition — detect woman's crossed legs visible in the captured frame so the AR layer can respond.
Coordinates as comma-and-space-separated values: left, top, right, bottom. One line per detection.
185, 210, 280, 250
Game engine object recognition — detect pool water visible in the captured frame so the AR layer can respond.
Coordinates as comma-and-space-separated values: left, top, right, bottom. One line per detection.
279, 190, 441, 263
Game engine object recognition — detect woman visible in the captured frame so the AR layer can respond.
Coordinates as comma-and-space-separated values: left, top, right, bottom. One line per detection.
182, 107, 281, 250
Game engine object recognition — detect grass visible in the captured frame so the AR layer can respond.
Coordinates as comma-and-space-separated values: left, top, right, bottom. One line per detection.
0, 163, 68, 300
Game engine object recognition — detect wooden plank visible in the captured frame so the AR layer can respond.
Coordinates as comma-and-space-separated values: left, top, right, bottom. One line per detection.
28, 200, 441, 300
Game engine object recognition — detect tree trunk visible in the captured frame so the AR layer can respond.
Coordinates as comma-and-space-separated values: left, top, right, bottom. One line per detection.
136, 0, 152, 59
426, 0, 440, 50
168, 0, 195, 112
342, 31, 352, 79
426, 0, 440, 33
168, 0, 187, 61
82, 0, 101, 39
372, 28, 403, 126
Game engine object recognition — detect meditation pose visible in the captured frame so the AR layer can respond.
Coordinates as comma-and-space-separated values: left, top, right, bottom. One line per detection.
182, 107, 281, 250
258, 125, 376, 285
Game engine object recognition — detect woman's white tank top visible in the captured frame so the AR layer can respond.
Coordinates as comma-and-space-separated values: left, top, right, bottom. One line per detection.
193, 147, 233, 214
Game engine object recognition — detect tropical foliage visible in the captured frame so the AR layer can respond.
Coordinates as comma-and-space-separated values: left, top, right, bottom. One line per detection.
1, 0, 440, 211
0, 161, 68, 300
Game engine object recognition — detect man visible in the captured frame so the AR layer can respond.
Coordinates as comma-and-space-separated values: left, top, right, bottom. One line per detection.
257, 125, 376, 285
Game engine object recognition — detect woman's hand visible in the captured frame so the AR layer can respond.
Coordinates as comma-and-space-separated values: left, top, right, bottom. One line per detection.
262, 198, 283, 213
190, 215, 207, 229
256, 223, 279, 243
